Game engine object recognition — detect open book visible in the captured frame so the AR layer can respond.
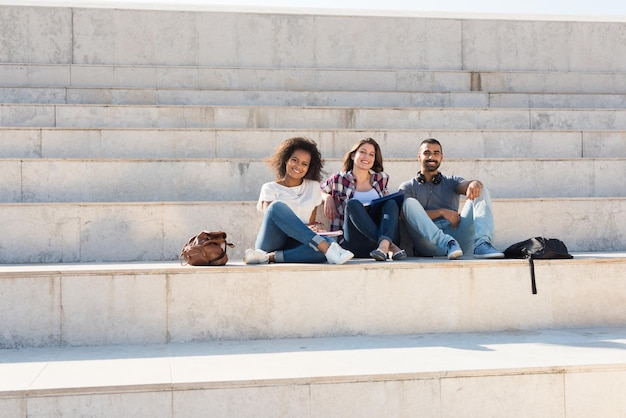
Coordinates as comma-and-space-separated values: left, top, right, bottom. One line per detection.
368, 191, 405, 220
308, 222, 343, 237
317, 230, 343, 237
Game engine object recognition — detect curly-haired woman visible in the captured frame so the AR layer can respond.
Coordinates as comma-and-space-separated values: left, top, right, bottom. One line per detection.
244, 137, 354, 264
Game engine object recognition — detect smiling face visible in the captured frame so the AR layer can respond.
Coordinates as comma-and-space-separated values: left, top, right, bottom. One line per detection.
418, 141, 443, 173
284, 148, 311, 183
352, 143, 376, 171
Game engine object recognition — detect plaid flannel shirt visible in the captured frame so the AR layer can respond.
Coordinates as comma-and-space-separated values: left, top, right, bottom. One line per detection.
322, 170, 389, 231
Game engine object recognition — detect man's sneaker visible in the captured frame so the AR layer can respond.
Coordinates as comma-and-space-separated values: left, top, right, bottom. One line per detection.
473, 241, 505, 259
447, 240, 463, 260
325, 242, 354, 264
244, 249, 269, 264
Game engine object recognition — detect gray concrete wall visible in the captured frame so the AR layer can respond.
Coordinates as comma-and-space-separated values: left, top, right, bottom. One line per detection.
2, 5, 626, 71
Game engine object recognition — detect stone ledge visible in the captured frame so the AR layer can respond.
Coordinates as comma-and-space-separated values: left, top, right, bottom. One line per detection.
1, 254, 625, 349
0, 251, 625, 276
0, 200, 624, 263
1, 327, 625, 417
3, 127, 626, 159
1, 326, 625, 394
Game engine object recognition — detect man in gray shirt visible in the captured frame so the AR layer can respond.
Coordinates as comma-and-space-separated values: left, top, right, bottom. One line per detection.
398, 138, 504, 259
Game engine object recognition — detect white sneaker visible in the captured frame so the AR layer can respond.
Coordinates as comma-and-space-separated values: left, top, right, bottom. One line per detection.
325, 242, 354, 264
244, 249, 269, 264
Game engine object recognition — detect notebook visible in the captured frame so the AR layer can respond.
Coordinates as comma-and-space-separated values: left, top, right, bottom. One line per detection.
317, 230, 343, 237
368, 191, 405, 220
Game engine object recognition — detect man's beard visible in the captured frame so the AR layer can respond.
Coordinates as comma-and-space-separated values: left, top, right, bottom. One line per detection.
422, 161, 440, 172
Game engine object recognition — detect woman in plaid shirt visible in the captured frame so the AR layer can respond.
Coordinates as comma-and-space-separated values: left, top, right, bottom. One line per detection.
322, 138, 406, 261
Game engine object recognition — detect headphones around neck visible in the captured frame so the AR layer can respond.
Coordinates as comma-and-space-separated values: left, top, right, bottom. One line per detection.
417, 171, 442, 185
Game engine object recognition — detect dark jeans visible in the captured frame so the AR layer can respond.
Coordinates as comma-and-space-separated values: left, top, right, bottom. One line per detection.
342, 198, 400, 258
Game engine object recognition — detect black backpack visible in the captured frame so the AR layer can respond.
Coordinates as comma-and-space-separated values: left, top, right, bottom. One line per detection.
504, 237, 573, 294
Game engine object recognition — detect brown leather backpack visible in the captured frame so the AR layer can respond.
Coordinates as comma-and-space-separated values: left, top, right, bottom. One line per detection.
180, 231, 235, 266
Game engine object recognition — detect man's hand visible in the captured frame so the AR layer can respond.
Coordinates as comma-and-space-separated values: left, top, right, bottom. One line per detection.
439, 208, 461, 228
465, 180, 483, 200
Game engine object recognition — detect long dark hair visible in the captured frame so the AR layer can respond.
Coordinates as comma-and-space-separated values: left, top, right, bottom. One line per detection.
267, 137, 324, 181
341, 137, 384, 173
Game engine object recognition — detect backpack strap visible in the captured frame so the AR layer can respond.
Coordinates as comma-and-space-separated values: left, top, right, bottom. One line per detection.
521, 248, 538, 295
528, 257, 537, 294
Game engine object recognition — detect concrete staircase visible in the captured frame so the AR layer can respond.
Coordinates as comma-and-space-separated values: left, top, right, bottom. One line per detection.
1, 3, 626, 417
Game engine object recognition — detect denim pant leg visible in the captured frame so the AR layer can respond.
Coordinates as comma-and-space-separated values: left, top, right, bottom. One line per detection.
345, 199, 399, 242
343, 199, 379, 258
378, 199, 400, 244
468, 188, 496, 247
442, 216, 474, 255
444, 189, 495, 254
280, 240, 330, 263
401, 198, 455, 257
255, 201, 326, 263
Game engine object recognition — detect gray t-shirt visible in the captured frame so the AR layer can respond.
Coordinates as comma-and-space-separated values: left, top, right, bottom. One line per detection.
398, 174, 465, 218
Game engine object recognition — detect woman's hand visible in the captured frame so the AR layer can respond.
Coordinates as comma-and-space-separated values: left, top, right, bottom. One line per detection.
307, 222, 326, 233
322, 193, 337, 219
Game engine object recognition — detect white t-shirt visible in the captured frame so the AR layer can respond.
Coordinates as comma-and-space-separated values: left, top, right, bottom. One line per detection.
352, 188, 379, 206
256, 179, 323, 223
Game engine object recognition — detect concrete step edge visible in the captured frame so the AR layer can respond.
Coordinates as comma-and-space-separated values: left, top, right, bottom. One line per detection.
1, 252, 625, 275
1, 326, 625, 398
3, 63, 626, 94
2, 90, 626, 109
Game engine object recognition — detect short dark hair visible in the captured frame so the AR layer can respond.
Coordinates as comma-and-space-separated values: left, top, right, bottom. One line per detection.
267, 137, 324, 182
420, 137, 442, 152
341, 137, 384, 173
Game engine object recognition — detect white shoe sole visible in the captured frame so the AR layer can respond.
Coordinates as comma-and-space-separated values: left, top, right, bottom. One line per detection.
447, 249, 463, 260
473, 252, 505, 259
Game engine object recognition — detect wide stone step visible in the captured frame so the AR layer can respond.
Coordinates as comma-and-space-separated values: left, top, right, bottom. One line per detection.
0, 64, 468, 91
4, 86, 626, 109
3, 5, 626, 74
4, 128, 626, 159
1, 158, 624, 203
1, 327, 625, 417
0, 86, 483, 107
0, 198, 623, 263
1, 258, 625, 348
4, 104, 626, 130
4, 63, 626, 94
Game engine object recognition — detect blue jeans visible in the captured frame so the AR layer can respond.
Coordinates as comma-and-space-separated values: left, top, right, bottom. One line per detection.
255, 201, 332, 263
401, 188, 496, 257
343, 198, 400, 258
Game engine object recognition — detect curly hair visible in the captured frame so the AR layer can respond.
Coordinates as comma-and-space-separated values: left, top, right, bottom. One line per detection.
341, 137, 384, 173
267, 137, 324, 182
